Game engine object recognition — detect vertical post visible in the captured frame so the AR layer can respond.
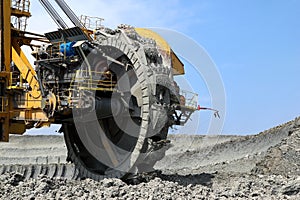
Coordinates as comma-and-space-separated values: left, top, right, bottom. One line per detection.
0, 0, 12, 142
2, 0, 11, 72
0, 1, 2, 70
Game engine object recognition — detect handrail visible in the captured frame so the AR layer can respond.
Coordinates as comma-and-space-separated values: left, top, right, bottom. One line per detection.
180, 90, 198, 110
71, 70, 116, 92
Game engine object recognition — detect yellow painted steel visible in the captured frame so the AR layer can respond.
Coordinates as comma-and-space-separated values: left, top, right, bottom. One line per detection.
135, 28, 185, 75
15, 109, 48, 121
135, 28, 171, 55
11, 8, 31, 18
3, 0, 11, 72
0, 0, 48, 141
0, 97, 8, 112
9, 122, 26, 135
14, 44, 37, 78
8, 71, 24, 89
11, 46, 41, 100
171, 50, 185, 75
0, 0, 12, 141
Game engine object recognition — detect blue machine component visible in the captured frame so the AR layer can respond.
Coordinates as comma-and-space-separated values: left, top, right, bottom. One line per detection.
60, 41, 76, 56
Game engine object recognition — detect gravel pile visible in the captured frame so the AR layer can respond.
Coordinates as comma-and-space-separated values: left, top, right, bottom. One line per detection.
253, 118, 300, 176
0, 117, 300, 199
0, 172, 299, 199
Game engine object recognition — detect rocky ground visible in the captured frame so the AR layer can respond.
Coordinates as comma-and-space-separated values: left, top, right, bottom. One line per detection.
0, 117, 299, 199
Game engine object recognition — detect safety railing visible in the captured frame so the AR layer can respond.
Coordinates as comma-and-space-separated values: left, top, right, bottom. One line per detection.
35, 42, 69, 61
11, 17, 28, 31
8, 72, 24, 89
80, 15, 104, 30
48, 42, 64, 59
11, 0, 30, 31
11, 0, 30, 12
179, 90, 198, 110
71, 70, 116, 92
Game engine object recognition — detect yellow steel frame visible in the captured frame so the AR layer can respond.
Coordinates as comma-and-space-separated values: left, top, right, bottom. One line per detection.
0, 0, 13, 141
0, 0, 48, 142
11, 45, 41, 100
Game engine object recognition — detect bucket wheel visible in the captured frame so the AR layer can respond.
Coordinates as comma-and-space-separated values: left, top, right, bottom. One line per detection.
62, 29, 173, 180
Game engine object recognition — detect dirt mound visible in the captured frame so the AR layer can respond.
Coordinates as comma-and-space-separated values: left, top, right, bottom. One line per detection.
1, 117, 300, 199
157, 117, 299, 175
253, 117, 300, 176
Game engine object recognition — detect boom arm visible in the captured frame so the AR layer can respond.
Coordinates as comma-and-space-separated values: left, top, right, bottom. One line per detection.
53, 0, 85, 28
39, 0, 69, 29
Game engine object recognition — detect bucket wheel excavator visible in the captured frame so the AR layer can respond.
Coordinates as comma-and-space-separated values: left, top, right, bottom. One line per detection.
0, 0, 205, 180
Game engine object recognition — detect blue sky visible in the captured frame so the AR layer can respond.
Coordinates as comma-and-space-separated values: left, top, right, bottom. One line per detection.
25, 0, 300, 135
